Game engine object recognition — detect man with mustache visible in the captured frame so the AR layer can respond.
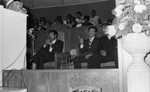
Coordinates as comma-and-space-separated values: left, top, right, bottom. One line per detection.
31, 30, 64, 69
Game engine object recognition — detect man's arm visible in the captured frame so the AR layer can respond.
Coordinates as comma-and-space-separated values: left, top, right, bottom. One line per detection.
98, 36, 107, 56
79, 39, 88, 54
52, 40, 64, 53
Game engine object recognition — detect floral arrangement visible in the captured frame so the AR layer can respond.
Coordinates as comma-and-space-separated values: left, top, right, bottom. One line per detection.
109, 0, 150, 38
7, 0, 27, 14
12, 1, 27, 14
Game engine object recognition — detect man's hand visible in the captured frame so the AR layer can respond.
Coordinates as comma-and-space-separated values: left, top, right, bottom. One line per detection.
43, 39, 52, 48
45, 39, 50, 44
100, 50, 107, 56
85, 53, 93, 59
78, 36, 84, 45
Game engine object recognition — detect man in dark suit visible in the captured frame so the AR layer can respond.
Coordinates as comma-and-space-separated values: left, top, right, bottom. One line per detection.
73, 26, 101, 68
31, 30, 64, 69
99, 23, 118, 68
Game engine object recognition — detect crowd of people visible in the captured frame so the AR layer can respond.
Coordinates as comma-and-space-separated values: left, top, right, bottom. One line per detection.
29, 10, 102, 32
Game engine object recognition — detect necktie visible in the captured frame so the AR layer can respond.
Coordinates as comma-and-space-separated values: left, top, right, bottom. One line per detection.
89, 40, 92, 48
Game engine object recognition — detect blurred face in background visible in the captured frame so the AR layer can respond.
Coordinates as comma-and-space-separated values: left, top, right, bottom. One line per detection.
91, 10, 96, 17
76, 12, 82, 18
67, 14, 72, 19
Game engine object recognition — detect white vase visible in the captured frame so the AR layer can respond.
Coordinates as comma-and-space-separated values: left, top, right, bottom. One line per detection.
121, 33, 150, 92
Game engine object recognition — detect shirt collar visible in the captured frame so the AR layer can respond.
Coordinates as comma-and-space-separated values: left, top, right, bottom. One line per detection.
51, 39, 57, 44
6, 0, 14, 7
89, 37, 95, 42
107, 35, 112, 40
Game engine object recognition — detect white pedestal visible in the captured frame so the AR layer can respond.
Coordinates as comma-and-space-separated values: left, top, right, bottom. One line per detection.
127, 54, 150, 92
0, 5, 27, 86
121, 33, 150, 92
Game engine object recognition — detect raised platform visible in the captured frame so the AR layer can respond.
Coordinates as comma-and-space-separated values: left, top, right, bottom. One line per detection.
2, 69, 119, 92
0, 87, 27, 92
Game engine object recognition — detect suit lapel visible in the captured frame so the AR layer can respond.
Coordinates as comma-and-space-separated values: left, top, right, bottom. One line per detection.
91, 37, 96, 46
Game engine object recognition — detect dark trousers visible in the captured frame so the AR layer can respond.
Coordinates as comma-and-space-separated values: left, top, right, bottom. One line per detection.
33, 47, 54, 69
73, 54, 101, 69
100, 50, 118, 68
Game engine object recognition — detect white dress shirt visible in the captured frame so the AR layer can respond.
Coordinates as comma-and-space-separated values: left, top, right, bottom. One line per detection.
80, 37, 95, 49
49, 39, 57, 52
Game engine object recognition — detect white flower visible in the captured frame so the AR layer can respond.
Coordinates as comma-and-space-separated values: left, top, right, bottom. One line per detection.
134, 4, 147, 13
119, 0, 126, 4
134, 0, 141, 4
145, 0, 150, 5
107, 25, 117, 36
29, 28, 34, 34
119, 23, 125, 30
148, 22, 150, 26
132, 23, 142, 33
116, 11, 123, 17
115, 5, 124, 17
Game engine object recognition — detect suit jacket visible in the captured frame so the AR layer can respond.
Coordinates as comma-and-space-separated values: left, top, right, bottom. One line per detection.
99, 35, 117, 62
80, 37, 100, 59
33, 39, 63, 62
80, 37, 100, 56
79, 37, 101, 68
44, 39, 64, 54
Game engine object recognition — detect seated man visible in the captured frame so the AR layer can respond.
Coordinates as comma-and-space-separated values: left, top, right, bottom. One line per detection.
99, 23, 118, 68
73, 26, 101, 69
31, 30, 64, 69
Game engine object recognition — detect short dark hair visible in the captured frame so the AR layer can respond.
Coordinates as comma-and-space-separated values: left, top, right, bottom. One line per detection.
92, 10, 96, 12
84, 16, 90, 21
40, 17, 46, 22
76, 11, 82, 16
49, 30, 58, 38
88, 26, 98, 32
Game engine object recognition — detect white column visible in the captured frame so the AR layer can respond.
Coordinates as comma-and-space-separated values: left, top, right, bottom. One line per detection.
127, 54, 150, 92
0, 5, 4, 86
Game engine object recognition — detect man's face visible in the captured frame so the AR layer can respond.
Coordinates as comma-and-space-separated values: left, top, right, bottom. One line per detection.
76, 13, 81, 18
49, 32, 56, 41
40, 21, 45, 26
88, 28, 96, 38
91, 11, 96, 17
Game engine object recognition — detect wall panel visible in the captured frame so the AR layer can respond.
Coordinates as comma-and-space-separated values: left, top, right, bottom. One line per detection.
3, 70, 119, 92
21, 0, 34, 8
20, 0, 114, 8
49, 0, 64, 6
64, 0, 78, 5
34, 0, 49, 7
79, 0, 107, 3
